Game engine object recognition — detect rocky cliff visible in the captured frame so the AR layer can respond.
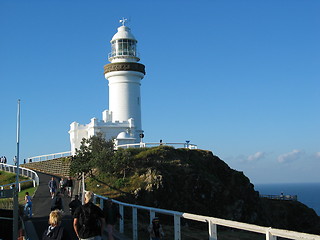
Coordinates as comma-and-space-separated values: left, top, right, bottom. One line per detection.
113, 146, 320, 235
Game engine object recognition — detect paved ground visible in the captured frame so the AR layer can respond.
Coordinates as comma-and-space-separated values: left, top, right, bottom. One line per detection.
25, 172, 77, 239
24, 171, 131, 240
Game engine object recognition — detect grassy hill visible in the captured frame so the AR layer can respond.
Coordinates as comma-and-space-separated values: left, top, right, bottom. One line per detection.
83, 146, 320, 235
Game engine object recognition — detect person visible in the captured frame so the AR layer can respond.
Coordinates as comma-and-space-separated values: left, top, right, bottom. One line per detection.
51, 192, 63, 211
59, 178, 65, 195
103, 199, 122, 240
24, 192, 32, 218
69, 195, 82, 217
148, 217, 165, 240
65, 177, 73, 198
73, 191, 105, 240
48, 177, 57, 199
42, 209, 69, 240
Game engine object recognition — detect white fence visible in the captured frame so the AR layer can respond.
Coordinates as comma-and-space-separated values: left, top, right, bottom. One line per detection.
91, 193, 320, 240
0, 163, 39, 187
115, 142, 198, 150
26, 143, 196, 161
27, 151, 72, 163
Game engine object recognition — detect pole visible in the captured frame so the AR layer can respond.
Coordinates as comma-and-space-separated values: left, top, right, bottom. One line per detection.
82, 172, 85, 204
13, 99, 21, 240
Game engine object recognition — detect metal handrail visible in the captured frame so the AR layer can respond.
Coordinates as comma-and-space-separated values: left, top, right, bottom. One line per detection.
115, 142, 198, 150
90, 192, 320, 240
0, 163, 39, 187
0, 180, 36, 192
27, 151, 72, 163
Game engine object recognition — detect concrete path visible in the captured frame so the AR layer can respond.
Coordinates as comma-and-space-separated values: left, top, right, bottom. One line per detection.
25, 172, 77, 239
24, 172, 130, 240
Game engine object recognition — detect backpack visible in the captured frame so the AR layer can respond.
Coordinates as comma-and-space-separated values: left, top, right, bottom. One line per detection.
42, 226, 64, 240
51, 197, 62, 211
79, 204, 99, 229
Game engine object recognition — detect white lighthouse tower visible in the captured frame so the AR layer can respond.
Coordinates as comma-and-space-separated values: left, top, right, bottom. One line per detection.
69, 19, 146, 154
104, 19, 145, 137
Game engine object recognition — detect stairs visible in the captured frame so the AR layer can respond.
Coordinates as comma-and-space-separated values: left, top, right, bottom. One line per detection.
21, 157, 72, 178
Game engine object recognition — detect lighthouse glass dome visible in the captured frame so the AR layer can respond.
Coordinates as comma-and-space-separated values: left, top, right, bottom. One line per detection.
110, 39, 138, 58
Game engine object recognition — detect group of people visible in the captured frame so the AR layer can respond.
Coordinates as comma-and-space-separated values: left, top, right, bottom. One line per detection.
0, 156, 7, 164
48, 176, 73, 199
43, 191, 123, 240
25, 175, 165, 240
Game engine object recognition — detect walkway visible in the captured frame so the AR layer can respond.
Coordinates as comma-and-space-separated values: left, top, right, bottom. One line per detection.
24, 172, 77, 239
24, 172, 129, 240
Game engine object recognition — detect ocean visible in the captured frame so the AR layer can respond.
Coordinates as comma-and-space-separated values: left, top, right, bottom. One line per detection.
254, 182, 320, 216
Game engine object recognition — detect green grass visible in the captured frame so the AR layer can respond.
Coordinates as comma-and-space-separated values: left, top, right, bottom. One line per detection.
0, 171, 29, 188
0, 170, 37, 209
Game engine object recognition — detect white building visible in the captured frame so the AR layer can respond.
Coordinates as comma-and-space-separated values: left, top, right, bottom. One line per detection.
69, 20, 146, 155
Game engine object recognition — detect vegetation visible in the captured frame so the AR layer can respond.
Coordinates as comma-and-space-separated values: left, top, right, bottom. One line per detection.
70, 134, 180, 198
0, 171, 37, 209
70, 133, 115, 179
0, 171, 28, 186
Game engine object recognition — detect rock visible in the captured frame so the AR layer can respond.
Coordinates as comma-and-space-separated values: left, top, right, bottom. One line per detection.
125, 146, 320, 234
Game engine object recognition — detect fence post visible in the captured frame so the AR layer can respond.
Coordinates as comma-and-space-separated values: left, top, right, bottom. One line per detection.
266, 228, 277, 240
119, 204, 124, 233
150, 210, 155, 222
100, 198, 104, 210
174, 214, 181, 240
132, 207, 138, 240
18, 183, 21, 192
149, 210, 156, 240
208, 219, 218, 240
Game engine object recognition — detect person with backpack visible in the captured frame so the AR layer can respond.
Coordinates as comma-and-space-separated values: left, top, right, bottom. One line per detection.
42, 210, 69, 240
69, 194, 82, 217
51, 192, 63, 211
73, 191, 105, 240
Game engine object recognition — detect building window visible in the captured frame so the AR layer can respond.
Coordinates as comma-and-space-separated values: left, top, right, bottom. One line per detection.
111, 39, 137, 57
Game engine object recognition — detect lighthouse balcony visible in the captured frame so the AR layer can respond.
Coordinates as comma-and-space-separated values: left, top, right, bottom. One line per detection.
108, 52, 140, 62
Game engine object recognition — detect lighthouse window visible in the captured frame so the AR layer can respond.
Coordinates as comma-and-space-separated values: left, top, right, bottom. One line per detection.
111, 39, 137, 57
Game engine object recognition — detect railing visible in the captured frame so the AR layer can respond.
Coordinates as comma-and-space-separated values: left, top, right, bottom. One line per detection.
0, 163, 39, 187
0, 180, 36, 192
26, 143, 196, 161
115, 142, 198, 150
260, 194, 298, 201
27, 151, 72, 163
91, 193, 320, 240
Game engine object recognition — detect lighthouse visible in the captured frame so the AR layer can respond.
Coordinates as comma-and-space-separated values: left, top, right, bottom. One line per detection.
69, 19, 146, 154
104, 19, 145, 138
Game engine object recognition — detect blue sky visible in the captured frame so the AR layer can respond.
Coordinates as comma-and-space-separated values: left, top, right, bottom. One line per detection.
1, 1, 319, 184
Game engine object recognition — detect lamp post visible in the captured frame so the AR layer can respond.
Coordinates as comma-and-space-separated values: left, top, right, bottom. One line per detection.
13, 99, 21, 240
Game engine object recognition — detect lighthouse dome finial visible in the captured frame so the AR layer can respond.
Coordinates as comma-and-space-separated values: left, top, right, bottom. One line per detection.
120, 17, 128, 26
